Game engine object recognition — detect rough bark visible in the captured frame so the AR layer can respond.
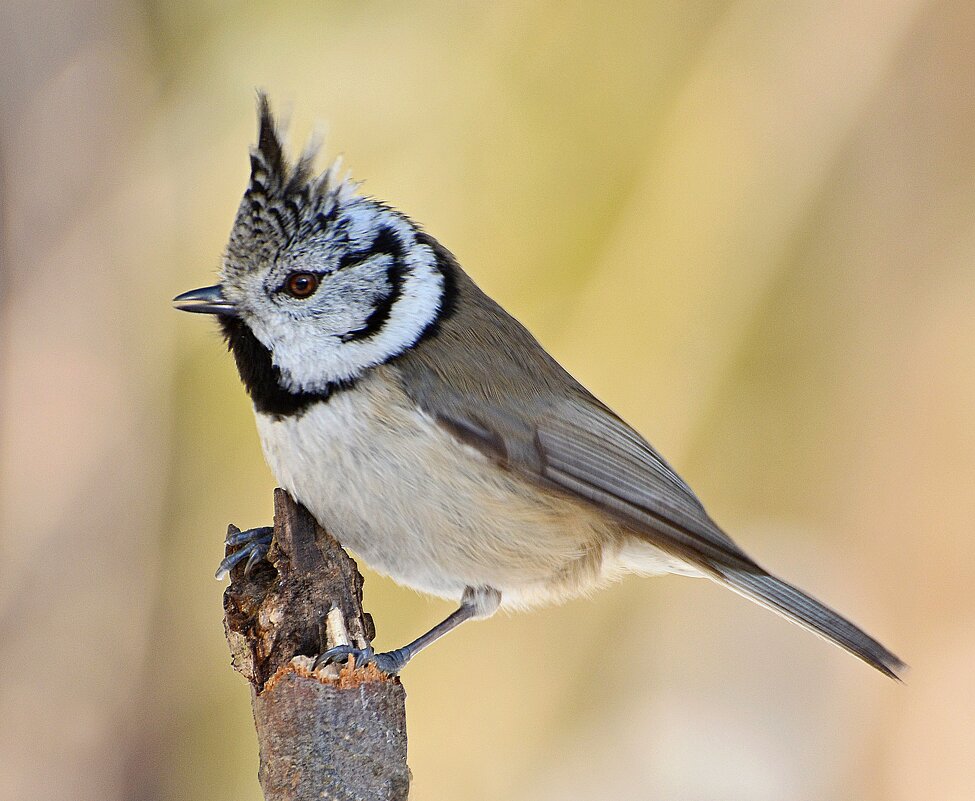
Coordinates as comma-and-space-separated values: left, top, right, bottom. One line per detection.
223, 489, 410, 801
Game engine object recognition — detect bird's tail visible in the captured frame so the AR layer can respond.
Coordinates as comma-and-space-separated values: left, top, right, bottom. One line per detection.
709, 565, 905, 680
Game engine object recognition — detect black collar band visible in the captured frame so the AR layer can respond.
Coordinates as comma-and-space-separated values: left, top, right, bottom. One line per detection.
219, 316, 354, 420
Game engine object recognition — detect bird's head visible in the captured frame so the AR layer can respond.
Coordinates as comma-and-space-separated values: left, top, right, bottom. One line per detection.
174, 94, 450, 408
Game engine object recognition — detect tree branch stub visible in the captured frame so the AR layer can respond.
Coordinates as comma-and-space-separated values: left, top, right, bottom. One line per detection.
222, 488, 410, 801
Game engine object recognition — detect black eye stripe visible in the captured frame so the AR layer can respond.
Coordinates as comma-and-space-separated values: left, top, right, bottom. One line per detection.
271, 225, 402, 297
334, 226, 406, 273
340, 260, 406, 342
370, 227, 406, 258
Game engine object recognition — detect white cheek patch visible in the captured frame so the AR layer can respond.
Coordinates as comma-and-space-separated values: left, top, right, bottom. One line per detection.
342, 247, 444, 367
243, 209, 446, 394
284, 248, 442, 389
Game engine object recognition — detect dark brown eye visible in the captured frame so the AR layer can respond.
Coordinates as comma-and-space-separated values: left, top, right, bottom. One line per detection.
284, 272, 319, 299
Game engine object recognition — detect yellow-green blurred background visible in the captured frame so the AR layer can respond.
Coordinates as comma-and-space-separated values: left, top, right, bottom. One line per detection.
2, 2, 973, 799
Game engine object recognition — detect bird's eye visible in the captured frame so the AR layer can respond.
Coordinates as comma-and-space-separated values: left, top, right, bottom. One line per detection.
284, 272, 319, 299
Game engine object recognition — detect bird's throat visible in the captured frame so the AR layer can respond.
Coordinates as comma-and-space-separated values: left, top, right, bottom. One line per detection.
219, 316, 353, 420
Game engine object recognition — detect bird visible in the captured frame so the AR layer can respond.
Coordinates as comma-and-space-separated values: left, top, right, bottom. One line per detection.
174, 94, 904, 679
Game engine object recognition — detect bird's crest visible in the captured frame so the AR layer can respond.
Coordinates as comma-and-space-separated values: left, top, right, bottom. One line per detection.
226, 92, 357, 270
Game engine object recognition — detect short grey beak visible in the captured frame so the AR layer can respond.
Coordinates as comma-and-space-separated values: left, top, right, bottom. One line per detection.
172, 284, 238, 316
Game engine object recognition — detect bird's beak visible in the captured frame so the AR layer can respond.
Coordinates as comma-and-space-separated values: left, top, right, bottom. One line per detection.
172, 284, 238, 316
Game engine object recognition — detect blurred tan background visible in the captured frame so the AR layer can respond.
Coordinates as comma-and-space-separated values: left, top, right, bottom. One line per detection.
1, 1, 973, 799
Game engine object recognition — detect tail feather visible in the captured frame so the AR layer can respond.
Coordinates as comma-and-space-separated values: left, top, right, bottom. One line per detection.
712, 566, 905, 680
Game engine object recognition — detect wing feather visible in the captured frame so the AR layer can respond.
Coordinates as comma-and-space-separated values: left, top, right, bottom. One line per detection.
433, 394, 904, 677
533, 400, 759, 570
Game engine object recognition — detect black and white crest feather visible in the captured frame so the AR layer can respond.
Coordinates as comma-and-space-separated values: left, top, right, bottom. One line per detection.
225, 92, 357, 274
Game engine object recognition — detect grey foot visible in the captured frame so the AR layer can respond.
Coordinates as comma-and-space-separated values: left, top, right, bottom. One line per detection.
215, 526, 273, 580
312, 644, 410, 675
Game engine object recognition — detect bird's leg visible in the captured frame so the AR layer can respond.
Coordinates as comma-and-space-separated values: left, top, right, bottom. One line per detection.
215, 526, 274, 579
315, 586, 501, 675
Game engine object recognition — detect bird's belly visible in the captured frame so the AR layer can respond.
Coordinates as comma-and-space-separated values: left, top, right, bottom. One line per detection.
254, 379, 630, 608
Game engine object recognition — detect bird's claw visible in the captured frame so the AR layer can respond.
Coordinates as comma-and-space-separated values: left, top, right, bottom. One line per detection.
215, 526, 273, 580
312, 644, 409, 675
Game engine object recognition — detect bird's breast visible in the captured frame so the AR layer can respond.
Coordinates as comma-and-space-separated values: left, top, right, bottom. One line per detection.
252, 373, 627, 608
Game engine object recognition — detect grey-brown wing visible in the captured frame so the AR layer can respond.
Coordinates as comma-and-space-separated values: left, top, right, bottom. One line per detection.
532, 397, 759, 571
417, 387, 903, 678
428, 386, 759, 573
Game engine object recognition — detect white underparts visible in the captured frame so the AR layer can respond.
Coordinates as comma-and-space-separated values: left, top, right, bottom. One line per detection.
255, 374, 697, 610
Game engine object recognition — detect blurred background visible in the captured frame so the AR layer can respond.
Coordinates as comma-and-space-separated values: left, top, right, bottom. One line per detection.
1, 1, 973, 799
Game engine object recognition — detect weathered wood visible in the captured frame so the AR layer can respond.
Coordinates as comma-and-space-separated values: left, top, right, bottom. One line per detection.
223, 489, 410, 800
